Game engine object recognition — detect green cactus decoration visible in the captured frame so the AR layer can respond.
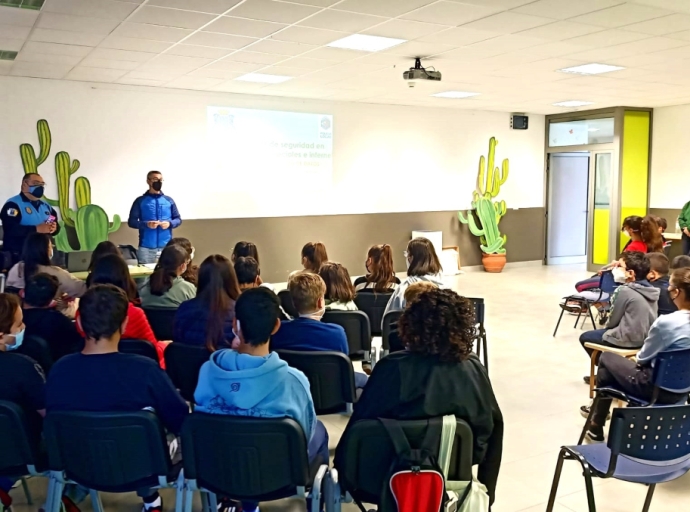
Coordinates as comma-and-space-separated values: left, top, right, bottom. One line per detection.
458, 137, 510, 254
54, 152, 81, 227
74, 205, 121, 252
20, 119, 51, 174
53, 221, 74, 253
75, 177, 91, 209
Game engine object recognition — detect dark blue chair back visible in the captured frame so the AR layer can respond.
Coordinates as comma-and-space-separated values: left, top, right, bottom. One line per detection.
653, 349, 690, 394
467, 297, 485, 325
600, 270, 617, 296
119, 339, 159, 363
354, 292, 393, 337
0, 401, 40, 477
381, 310, 403, 353
143, 307, 177, 341
322, 310, 371, 360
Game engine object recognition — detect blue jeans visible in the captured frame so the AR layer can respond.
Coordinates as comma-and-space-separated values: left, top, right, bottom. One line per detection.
354, 372, 368, 390
137, 247, 160, 264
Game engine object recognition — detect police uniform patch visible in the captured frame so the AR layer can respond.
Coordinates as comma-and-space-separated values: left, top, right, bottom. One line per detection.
6, 208, 18, 217
25, 207, 32, 214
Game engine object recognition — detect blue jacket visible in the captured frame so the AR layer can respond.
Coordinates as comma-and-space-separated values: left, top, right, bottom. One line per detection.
271, 317, 349, 354
173, 298, 235, 349
194, 350, 316, 441
128, 192, 181, 249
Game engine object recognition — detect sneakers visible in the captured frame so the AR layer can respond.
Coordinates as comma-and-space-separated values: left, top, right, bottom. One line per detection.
580, 405, 611, 420
583, 375, 591, 385
586, 425, 605, 442
141, 507, 162, 512
142, 494, 162, 512
217, 498, 244, 512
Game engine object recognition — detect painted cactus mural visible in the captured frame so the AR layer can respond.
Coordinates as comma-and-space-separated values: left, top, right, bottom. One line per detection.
19, 119, 120, 252
458, 137, 509, 254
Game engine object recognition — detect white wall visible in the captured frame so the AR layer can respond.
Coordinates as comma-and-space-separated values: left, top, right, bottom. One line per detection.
0, 76, 546, 220
650, 104, 690, 209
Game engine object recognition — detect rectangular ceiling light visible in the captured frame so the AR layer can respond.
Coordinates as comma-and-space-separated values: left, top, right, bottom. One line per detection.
235, 73, 292, 84
327, 34, 406, 52
431, 91, 480, 99
0, 50, 18, 61
558, 63, 624, 75
0, 0, 45, 9
553, 100, 594, 107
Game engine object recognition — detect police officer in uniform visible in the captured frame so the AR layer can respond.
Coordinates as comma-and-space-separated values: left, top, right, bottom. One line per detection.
1, 173, 60, 265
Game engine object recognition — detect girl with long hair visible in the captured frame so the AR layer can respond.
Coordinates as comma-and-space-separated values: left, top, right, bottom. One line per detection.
354, 244, 400, 293
140, 244, 196, 308
319, 262, 358, 311
301, 242, 328, 273
167, 237, 198, 286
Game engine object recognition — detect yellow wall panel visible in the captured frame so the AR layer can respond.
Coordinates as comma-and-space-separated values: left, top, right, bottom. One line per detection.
593, 208, 610, 266
619, 111, 650, 252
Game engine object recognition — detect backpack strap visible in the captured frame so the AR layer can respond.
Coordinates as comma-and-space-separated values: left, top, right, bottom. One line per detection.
420, 417, 444, 459
438, 415, 457, 478
379, 418, 413, 457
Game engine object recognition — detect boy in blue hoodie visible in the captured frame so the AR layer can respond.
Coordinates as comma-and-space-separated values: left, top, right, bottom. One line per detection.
194, 287, 329, 512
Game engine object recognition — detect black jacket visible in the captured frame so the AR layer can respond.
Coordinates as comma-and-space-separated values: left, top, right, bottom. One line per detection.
651, 275, 677, 316
24, 308, 84, 362
335, 351, 503, 504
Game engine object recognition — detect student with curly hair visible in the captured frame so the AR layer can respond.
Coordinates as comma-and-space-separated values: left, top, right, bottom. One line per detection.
335, 288, 503, 505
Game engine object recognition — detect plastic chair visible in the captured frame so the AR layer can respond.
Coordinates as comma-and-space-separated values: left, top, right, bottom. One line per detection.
579, 348, 690, 444
43, 410, 183, 512
119, 339, 160, 363
164, 343, 210, 404
554, 271, 616, 336
381, 310, 403, 357
322, 310, 371, 362
325, 417, 474, 512
547, 404, 690, 512
0, 401, 47, 508
278, 289, 299, 319
275, 350, 357, 415
354, 292, 393, 338
143, 306, 178, 341
583, 343, 639, 399
180, 414, 327, 512
467, 297, 489, 373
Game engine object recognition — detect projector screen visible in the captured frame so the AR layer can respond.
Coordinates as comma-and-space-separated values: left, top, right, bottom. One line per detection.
207, 106, 333, 190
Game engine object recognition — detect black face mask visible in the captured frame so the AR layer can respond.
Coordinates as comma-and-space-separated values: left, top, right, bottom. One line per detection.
28, 185, 45, 198
151, 181, 163, 192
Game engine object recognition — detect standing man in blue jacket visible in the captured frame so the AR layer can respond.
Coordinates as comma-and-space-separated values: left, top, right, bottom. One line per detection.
127, 171, 181, 264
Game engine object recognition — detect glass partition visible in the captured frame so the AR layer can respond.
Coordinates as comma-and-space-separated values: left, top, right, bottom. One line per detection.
549, 118, 614, 147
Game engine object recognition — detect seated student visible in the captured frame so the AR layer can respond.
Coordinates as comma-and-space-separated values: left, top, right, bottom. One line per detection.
166, 237, 198, 286
579, 251, 659, 359
647, 253, 676, 316
386, 282, 440, 354
335, 289, 503, 505
319, 262, 358, 311
354, 244, 400, 293
140, 244, 196, 308
173, 255, 240, 351
23, 273, 84, 361
234, 256, 261, 291
231, 241, 266, 285
672, 255, 690, 270
47, 284, 189, 512
271, 272, 367, 388
383, 237, 444, 317
654, 216, 669, 247
85, 241, 121, 287
585, 267, 690, 441
301, 241, 328, 273
195, 287, 328, 512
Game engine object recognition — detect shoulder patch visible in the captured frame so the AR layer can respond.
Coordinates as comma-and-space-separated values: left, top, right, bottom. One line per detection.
25, 207, 32, 215
6, 208, 18, 217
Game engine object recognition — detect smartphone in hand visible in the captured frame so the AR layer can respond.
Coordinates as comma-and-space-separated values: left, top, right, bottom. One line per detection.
46, 215, 56, 224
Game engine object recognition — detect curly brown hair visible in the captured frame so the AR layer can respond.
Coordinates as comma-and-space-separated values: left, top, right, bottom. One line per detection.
398, 288, 476, 363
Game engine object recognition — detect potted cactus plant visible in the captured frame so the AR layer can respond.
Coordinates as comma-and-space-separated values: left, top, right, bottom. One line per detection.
458, 137, 509, 273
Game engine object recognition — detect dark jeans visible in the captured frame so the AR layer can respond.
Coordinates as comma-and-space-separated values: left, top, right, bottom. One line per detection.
683, 233, 690, 256
354, 372, 368, 389
592, 352, 687, 427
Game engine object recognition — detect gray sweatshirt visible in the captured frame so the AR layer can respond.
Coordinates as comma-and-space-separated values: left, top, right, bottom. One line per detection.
603, 281, 659, 348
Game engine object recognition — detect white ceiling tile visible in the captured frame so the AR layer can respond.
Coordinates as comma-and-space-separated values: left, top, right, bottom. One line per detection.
418, 27, 501, 46
514, 0, 626, 20
42, 0, 138, 20
148, 54, 213, 68
301, 46, 362, 61
259, 65, 309, 76
206, 60, 265, 73
567, 35, 688, 60
247, 38, 317, 56
569, 3, 673, 28
383, 40, 457, 58
126, 69, 185, 80
111, 23, 193, 42
22, 40, 93, 56
219, 50, 286, 64
165, 44, 231, 59
0, 61, 13, 76
10, 61, 72, 79
639, 43, 690, 59
36, 12, 121, 34
271, 26, 347, 45
289, 0, 339, 5
337, 0, 436, 17
100, 35, 173, 53
623, 13, 690, 35
147, 0, 243, 14
228, 0, 320, 24
0, 37, 24, 51
512, 40, 585, 57
630, 0, 690, 14
165, 76, 225, 89
212, 80, 268, 92
401, 1, 502, 25
466, 34, 547, 53
117, 77, 166, 86
516, 21, 604, 41
0, 24, 31, 40
363, 20, 449, 40
0, 6, 40, 27
128, 6, 217, 29
460, 12, 557, 34
66, 65, 127, 81
80, 57, 141, 69
280, 56, 338, 69
29, 28, 107, 46
183, 31, 256, 49
89, 47, 156, 62
204, 16, 286, 38
15, 52, 83, 66
564, 28, 651, 47
298, 9, 384, 32
187, 67, 242, 79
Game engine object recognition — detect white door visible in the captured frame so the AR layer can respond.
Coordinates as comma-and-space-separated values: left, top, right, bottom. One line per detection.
547, 153, 589, 265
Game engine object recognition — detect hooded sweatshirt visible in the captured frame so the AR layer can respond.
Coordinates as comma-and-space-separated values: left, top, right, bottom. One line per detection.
603, 280, 659, 348
194, 349, 316, 441
383, 273, 446, 320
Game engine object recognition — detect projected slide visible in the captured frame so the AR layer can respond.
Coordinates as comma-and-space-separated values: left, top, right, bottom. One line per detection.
207, 107, 333, 189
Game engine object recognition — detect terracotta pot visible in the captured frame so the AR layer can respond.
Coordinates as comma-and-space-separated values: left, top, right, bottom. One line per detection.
482, 253, 507, 273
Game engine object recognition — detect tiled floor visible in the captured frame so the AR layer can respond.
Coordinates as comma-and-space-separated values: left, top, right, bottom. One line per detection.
10, 264, 690, 511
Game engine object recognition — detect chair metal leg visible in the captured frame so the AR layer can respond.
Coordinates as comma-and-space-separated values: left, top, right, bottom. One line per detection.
554, 308, 566, 337
642, 484, 656, 512
574, 306, 584, 328
46, 476, 64, 512
583, 468, 597, 512
482, 332, 489, 374
89, 489, 104, 512
174, 470, 185, 512
20, 477, 32, 505
200, 491, 210, 512
587, 305, 597, 330
183, 489, 193, 512
589, 350, 599, 399
207, 492, 218, 511
546, 449, 567, 512
578, 394, 600, 444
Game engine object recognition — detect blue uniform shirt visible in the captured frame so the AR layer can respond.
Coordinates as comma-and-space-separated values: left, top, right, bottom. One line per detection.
1, 193, 60, 258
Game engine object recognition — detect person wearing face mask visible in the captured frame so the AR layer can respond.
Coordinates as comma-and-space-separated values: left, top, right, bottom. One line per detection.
166, 237, 198, 286
139, 244, 196, 308
1, 173, 60, 266
579, 251, 659, 364
271, 271, 368, 389
646, 252, 677, 316
127, 170, 182, 264
583, 267, 690, 442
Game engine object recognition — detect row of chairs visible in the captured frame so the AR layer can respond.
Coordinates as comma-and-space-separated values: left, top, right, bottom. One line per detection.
0, 402, 474, 512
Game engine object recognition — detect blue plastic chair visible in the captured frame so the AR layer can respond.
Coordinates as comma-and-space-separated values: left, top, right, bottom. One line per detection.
548, 404, 690, 512
554, 271, 617, 336
579, 349, 690, 444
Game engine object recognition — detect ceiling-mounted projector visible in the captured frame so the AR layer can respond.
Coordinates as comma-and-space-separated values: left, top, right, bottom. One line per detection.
403, 58, 441, 87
